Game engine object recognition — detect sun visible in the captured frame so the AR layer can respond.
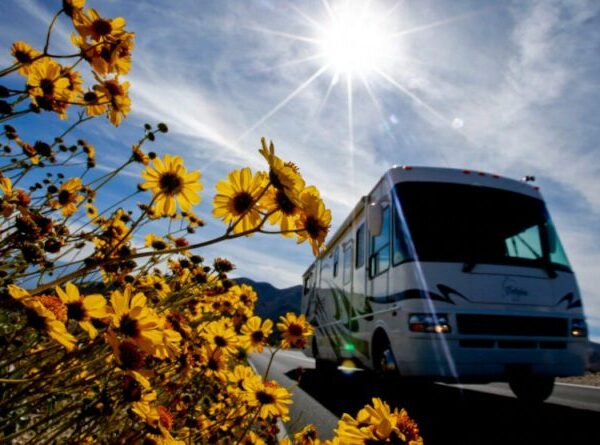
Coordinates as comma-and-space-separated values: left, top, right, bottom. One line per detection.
317, 2, 393, 77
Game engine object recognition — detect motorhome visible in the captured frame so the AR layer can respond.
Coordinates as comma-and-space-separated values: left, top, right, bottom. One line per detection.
301, 166, 588, 402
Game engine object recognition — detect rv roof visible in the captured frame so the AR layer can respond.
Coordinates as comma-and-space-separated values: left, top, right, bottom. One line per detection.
303, 166, 543, 276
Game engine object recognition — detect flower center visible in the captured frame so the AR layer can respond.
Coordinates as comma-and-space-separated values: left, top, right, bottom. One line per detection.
118, 341, 145, 370
58, 190, 74, 205
276, 190, 296, 214
287, 323, 303, 337
158, 172, 183, 195
66, 301, 86, 321
305, 216, 322, 239
214, 336, 227, 348
40, 78, 55, 96
15, 50, 32, 64
83, 91, 99, 104
120, 314, 140, 338
269, 170, 283, 190
92, 19, 113, 37
232, 192, 254, 214
250, 331, 264, 343
256, 390, 275, 405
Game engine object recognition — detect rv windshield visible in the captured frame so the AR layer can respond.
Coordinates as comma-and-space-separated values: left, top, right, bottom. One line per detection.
394, 182, 571, 271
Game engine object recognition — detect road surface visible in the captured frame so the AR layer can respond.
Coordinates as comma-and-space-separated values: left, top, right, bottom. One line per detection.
249, 349, 600, 444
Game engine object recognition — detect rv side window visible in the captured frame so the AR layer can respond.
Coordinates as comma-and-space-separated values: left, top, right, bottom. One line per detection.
333, 248, 339, 277
355, 223, 365, 268
343, 244, 353, 284
392, 202, 412, 265
370, 206, 390, 276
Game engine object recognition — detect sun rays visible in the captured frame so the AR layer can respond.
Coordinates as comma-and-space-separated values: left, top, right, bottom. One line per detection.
237, 0, 485, 159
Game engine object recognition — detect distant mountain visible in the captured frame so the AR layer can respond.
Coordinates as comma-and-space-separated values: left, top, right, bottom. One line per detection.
234, 277, 302, 322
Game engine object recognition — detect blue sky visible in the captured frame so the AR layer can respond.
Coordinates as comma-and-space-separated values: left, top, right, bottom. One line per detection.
1, 0, 599, 338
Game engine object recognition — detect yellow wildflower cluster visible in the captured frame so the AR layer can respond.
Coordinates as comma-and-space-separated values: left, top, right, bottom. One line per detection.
7, 0, 132, 124
0, 1, 422, 444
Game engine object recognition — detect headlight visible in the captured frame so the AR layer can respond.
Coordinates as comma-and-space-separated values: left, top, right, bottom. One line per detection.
571, 318, 587, 337
409, 313, 451, 333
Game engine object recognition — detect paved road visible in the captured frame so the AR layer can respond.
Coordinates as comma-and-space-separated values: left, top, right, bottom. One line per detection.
249, 350, 600, 444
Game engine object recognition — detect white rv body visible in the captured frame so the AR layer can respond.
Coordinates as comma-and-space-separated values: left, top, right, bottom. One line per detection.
301, 167, 588, 387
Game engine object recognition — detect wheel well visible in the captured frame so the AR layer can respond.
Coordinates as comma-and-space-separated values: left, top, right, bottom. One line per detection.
371, 328, 390, 357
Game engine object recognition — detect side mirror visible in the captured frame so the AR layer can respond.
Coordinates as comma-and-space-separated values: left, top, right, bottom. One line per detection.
367, 202, 383, 237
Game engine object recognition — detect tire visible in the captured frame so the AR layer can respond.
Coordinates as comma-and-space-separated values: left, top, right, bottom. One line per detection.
372, 334, 399, 390
509, 375, 555, 403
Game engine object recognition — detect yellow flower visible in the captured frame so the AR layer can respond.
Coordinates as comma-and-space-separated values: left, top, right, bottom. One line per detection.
7, 285, 77, 351
93, 75, 131, 126
11, 41, 41, 75
0, 176, 12, 195
295, 186, 331, 256
259, 138, 305, 200
108, 287, 164, 355
212, 167, 267, 234
138, 274, 171, 300
240, 316, 272, 353
295, 424, 320, 445
227, 365, 256, 392
334, 398, 423, 445
63, 0, 85, 18
277, 312, 313, 349
50, 177, 84, 216
60, 66, 84, 101
145, 233, 170, 250
55, 282, 108, 339
261, 186, 301, 237
73, 8, 127, 42
26, 58, 71, 118
244, 376, 292, 421
140, 154, 202, 217
85, 203, 98, 219
202, 320, 239, 356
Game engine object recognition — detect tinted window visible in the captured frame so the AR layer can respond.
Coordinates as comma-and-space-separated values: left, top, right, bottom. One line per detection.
392, 199, 413, 265
395, 182, 571, 271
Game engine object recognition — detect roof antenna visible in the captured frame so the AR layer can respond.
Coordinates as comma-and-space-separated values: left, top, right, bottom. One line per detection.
522, 175, 536, 182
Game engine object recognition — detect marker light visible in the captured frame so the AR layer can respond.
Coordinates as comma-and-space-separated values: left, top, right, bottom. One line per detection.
571, 319, 587, 337
343, 343, 355, 352
409, 313, 451, 333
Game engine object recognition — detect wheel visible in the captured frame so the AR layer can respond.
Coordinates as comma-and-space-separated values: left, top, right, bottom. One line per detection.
509, 375, 555, 403
372, 334, 399, 390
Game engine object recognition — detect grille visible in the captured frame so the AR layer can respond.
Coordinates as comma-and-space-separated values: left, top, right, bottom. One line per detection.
456, 314, 568, 337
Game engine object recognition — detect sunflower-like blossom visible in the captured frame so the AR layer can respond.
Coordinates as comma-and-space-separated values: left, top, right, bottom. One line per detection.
201, 319, 239, 356
240, 316, 272, 353
11, 41, 41, 75
213, 167, 267, 234
7, 285, 77, 351
92, 75, 131, 126
259, 138, 304, 204
334, 398, 423, 445
55, 282, 108, 338
50, 177, 84, 216
26, 58, 72, 118
244, 376, 292, 421
277, 312, 313, 349
295, 186, 331, 256
73, 8, 128, 42
107, 287, 165, 355
140, 154, 202, 217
